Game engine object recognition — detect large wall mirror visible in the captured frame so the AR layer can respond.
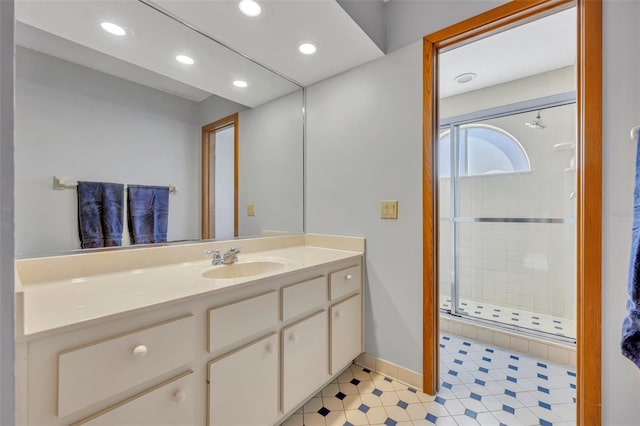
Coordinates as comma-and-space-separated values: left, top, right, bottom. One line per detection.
14, 0, 304, 257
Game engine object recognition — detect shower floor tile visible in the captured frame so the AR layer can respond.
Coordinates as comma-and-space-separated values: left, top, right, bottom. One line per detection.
281, 333, 576, 426
440, 298, 576, 340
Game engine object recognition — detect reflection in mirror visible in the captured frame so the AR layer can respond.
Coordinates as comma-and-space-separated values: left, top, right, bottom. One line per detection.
436, 7, 578, 341
14, 0, 304, 257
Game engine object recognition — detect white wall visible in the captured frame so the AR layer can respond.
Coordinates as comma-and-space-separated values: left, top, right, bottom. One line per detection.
15, 48, 202, 256
199, 93, 247, 127
306, 43, 424, 372
385, 0, 509, 52
238, 91, 304, 236
0, 0, 14, 423
601, 1, 640, 424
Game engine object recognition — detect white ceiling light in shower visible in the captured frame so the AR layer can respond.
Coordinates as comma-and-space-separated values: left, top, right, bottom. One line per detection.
525, 111, 547, 129
239, 0, 262, 17
233, 80, 248, 88
454, 72, 476, 84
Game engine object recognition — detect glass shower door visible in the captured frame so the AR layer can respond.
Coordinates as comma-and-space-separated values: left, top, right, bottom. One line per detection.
439, 103, 577, 341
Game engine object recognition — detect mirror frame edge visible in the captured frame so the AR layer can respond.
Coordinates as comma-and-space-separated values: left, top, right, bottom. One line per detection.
421, 1, 602, 425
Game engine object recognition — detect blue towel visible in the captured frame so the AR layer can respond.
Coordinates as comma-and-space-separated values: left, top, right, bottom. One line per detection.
77, 181, 125, 248
622, 133, 640, 369
127, 185, 169, 245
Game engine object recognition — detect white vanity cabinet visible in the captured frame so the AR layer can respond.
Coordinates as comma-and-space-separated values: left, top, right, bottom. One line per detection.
17, 249, 364, 426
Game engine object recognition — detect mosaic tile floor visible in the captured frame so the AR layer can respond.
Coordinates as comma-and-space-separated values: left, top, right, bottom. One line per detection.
281, 333, 576, 426
440, 298, 576, 340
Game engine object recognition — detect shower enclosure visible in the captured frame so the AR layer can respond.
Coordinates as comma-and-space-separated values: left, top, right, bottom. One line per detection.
438, 97, 577, 342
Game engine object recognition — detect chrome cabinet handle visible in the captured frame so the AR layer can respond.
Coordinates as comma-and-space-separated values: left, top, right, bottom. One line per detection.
346, 274, 353, 280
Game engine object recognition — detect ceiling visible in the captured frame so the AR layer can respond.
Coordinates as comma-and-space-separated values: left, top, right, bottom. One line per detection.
15, 1, 575, 105
152, 0, 385, 87
15, 0, 384, 107
439, 7, 576, 98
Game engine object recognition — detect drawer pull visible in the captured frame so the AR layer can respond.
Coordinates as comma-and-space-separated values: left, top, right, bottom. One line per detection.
335, 310, 342, 318
173, 390, 187, 403
132, 345, 148, 358
266, 344, 274, 354
346, 274, 353, 280
289, 333, 298, 343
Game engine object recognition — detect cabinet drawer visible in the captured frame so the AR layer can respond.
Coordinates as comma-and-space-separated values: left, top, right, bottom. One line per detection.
209, 333, 279, 426
281, 276, 327, 321
208, 291, 278, 353
329, 265, 361, 300
58, 315, 195, 418
74, 371, 194, 426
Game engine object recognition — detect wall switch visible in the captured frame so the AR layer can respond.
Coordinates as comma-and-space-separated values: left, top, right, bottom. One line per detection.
247, 203, 256, 216
380, 200, 398, 219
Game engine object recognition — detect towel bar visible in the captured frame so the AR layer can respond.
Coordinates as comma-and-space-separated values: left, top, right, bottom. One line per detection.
53, 176, 177, 194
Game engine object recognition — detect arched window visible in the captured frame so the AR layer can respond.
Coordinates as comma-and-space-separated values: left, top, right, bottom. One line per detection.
439, 124, 530, 177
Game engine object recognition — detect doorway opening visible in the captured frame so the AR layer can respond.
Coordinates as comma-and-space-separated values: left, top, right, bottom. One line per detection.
422, 0, 602, 424
202, 113, 239, 239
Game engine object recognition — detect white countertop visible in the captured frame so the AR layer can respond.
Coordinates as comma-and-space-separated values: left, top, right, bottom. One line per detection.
18, 246, 362, 338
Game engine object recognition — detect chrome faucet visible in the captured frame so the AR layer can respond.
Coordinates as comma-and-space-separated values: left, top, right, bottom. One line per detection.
205, 250, 223, 265
222, 248, 241, 264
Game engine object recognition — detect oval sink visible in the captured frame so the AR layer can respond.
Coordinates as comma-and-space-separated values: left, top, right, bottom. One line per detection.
201, 261, 286, 279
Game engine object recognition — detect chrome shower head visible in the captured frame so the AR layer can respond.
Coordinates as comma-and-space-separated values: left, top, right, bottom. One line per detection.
525, 111, 546, 129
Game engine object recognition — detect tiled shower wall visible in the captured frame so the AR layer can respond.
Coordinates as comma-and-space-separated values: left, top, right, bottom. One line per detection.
439, 103, 576, 321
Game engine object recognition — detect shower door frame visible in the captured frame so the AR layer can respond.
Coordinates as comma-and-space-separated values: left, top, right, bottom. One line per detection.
440, 93, 577, 343
421, 0, 602, 424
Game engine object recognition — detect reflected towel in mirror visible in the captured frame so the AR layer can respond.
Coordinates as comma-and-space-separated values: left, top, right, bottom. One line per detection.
77, 181, 125, 248
127, 185, 169, 245
622, 132, 640, 369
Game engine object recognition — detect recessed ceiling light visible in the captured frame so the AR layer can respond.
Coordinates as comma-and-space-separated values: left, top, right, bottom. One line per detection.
100, 22, 126, 36
175, 55, 195, 65
238, 0, 262, 17
233, 80, 248, 88
454, 73, 477, 84
298, 42, 317, 55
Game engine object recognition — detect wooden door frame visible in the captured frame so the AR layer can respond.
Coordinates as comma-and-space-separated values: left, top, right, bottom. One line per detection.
422, 0, 602, 424
202, 113, 239, 239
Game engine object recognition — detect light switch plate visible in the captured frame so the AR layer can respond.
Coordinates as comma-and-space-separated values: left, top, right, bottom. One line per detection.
247, 203, 256, 216
380, 200, 398, 219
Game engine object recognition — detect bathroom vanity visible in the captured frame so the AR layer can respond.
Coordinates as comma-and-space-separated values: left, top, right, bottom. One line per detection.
14, 234, 364, 426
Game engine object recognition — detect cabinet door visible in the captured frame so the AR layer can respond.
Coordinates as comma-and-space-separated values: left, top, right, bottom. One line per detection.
208, 333, 278, 426
282, 310, 329, 414
330, 294, 362, 374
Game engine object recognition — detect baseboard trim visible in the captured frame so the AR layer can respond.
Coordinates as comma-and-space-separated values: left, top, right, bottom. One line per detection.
354, 353, 424, 392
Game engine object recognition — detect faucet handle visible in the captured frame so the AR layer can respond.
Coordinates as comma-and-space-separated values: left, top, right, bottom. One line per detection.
205, 249, 222, 264
228, 247, 241, 254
